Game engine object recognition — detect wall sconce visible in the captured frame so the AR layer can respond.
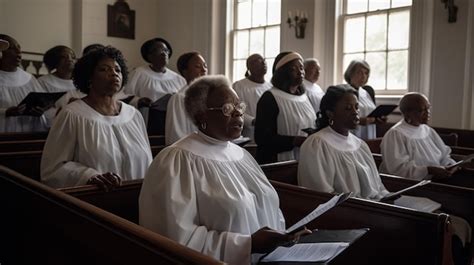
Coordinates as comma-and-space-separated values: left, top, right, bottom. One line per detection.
441, 0, 458, 23
287, 10, 308, 39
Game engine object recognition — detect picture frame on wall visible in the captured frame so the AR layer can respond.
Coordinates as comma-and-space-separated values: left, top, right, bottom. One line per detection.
107, 0, 135, 39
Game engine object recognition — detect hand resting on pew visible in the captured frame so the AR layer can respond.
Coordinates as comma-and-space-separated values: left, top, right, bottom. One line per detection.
86, 172, 122, 191
251, 226, 312, 254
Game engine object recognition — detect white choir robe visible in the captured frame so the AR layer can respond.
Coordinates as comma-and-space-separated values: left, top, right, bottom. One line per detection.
41, 100, 152, 188
298, 126, 389, 200
352, 88, 376, 140
123, 65, 186, 101
302, 79, 325, 115
379, 119, 456, 181
164, 85, 197, 145
270, 88, 316, 161
232, 78, 272, 140
139, 131, 286, 265
38, 74, 76, 92
0, 68, 49, 132
55, 90, 141, 109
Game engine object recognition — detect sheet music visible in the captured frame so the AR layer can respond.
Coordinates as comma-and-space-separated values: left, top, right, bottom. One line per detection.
394, 195, 442, 213
261, 242, 349, 262
446, 154, 474, 169
285, 193, 347, 234
380, 180, 431, 202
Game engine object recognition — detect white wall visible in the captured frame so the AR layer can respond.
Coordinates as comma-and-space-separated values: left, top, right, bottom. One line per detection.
280, 0, 315, 59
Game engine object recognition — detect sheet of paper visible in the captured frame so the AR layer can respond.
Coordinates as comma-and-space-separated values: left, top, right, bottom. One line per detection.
380, 180, 431, 202
285, 193, 347, 234
261, 242, 349, 262
394, 195, 442, 213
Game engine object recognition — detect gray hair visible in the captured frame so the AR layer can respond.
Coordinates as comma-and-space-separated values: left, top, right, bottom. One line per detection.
304, 58, 320, 68
343, 59, 370, 84
185, 75, 232, 126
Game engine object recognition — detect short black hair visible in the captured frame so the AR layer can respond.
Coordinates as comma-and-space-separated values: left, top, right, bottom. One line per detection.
316, 84, 357, 131
43, 45, 74, 71
177, 51, 200, 76
140, 38, 172, 63
72, 46, 128, 94
82, 43, 105, 56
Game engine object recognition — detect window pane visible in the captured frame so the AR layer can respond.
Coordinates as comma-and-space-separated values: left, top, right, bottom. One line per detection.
366, 14, 387, 51
265, 26, 280, 58
265, 57, 275, 81
249, 28, 265, 55
344, 16, 365, 53
237, 1, 251, 29
391, 0, 412, 8
233, 60, 247, 82
388, 11, 410, 49
343, 53, 364, 79
387, 50, 408, 90
346, 0, 368, 14
267, 0, 281, 24
234, 30, 249, 59
365, 52, 386, 90
368, 0, 390, 11
252, 0, 267, 27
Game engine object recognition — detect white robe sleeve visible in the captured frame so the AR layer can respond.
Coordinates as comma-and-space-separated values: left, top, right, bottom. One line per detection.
139, 148, 251, 265
298, 136, 337, 193
380, 130, 429, 180
40, 110, 100, 187
430, 129, 456, 166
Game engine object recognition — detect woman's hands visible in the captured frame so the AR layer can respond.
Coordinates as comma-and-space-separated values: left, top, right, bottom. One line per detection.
6, 104, 47, 117
428, 166, 459, 179
87, 172, 122, 191
251, 226, 312, 254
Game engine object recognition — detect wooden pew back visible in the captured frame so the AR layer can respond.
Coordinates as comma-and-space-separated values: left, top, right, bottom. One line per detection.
0, 166, 223, 265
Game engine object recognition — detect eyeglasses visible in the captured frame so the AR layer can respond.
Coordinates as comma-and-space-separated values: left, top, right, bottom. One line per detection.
207, 102, 246, 117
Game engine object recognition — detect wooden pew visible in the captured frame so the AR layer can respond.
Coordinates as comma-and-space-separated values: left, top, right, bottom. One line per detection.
0, 139, 46, 152
62, 178, 453, 265
0, 165, 223, 265
0, 131, 48, 141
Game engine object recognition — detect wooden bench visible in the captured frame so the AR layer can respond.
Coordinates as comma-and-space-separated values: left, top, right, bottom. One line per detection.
0, 165, 223, 265
0, 131, 49, 141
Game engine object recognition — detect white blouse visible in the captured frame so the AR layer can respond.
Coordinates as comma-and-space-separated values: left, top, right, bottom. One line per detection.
139, 131, 286, 265
298, 126, 389, 200
41, 100, 152, 188
380, 119, 456, 180
164, 85, 197, 145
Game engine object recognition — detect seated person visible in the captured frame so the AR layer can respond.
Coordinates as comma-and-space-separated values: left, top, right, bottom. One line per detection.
165, 51, 207, 145
41, 46, 152, 189
298, 85, 389, 200
380, 92, 459, 181
302, 58, 325, 115
255, 51, 316, 163
232, 54, 272, 140
139, 75, 306, 264
38, 45, 77, 92
0, 34, 48, 132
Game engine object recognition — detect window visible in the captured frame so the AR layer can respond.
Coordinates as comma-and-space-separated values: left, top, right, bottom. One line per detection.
231, 0, 281, 82
341, 0, 412, 94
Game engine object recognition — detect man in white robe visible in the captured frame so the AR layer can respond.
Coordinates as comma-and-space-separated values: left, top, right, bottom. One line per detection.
302, 58, 325, 115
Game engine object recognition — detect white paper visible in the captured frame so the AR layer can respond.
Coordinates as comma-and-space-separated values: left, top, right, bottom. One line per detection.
380, 180, 431, 202
261, 243, 349, 262
394, 195, 442, 213
285, 193, 345, 233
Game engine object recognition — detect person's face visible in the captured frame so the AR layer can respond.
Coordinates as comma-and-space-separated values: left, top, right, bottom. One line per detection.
89, 57, 123, 96
406, 97, 431, 126
57, 48, 76, 73
288, 59, 304, 86
304, 61, 321, 83
203, 85, 245, 141
248, 55, 267, 77
0, 36, 22, 69
350, 65, 369, 88
183, 54, 207, 83
147, 41, 169, 67
328, 93, 360, 131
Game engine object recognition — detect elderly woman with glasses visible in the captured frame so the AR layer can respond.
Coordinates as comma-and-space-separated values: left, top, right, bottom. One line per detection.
140, 75, 307, 265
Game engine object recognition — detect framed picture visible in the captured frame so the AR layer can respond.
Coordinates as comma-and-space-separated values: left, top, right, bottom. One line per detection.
107, 0, 135, 39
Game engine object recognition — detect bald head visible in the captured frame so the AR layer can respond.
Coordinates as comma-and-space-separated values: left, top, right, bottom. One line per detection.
399, 93, 429, 114
304, 58, 321, 83
245, 53, 266, 80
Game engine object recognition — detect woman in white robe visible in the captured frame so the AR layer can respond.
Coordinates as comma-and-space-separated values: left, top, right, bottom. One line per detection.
165, 51, 207, 145
254, 52, 316, 163
298, 85, 389, 200
140, 76, 305, 265
37, 45, 77, 92
0, 34, 48, 133
344, 60, 386, 140
232, 54, 272, 140
41, 46, 152, 189
302, 58, 325, 115
380, 93, 458, 181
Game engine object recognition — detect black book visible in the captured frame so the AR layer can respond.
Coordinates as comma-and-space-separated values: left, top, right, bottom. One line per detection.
367, 104, 398, 118
18, 92, 66, 116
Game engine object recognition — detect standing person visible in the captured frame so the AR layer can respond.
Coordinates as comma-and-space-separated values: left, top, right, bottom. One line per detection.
140, 75, 308, 265
344, 59, 386, 140
0, 34, 48, 132
41, 46, 152, 189
165, 51, 207, 145
254, 51, 316, 163
38, 45, 77, 92
302, 58, 325, 114
232, 54, 272, 140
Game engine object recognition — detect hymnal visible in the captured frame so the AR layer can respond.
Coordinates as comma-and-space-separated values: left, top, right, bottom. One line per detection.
19, 92, 66, 116
367, 104, 398, 118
